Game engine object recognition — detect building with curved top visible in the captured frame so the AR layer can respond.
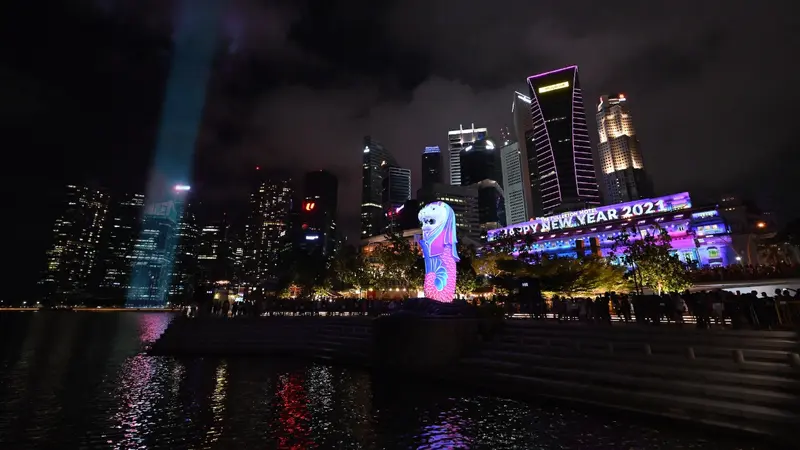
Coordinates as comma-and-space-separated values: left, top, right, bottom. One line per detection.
527, 66, 600, 214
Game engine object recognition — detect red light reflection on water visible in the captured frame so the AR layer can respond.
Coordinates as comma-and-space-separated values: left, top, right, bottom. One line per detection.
276, 373, 314, 449
137, 314, 172, 344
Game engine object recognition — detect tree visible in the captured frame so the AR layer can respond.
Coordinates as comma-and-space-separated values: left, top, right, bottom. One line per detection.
610, 227, 691, 295
333, 244, 373, 293
370, 230, 423, 293
455, 241, 478, 296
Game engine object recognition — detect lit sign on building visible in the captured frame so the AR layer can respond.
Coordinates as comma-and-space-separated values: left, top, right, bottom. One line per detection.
488, 192, 692, 240
537, 81, 570, 93
174, 184, 191, 191
304, 202, 316, 211
424, 146, 440, 153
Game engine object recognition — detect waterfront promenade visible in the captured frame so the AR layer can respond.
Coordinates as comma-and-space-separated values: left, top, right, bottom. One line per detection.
148, 313, 800, 445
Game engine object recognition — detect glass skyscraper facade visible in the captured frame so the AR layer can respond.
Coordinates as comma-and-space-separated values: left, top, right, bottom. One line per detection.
527, 66, 600, 214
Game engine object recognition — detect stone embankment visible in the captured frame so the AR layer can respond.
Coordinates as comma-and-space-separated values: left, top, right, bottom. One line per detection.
149, 316, 373, 363
451, 321, 800, 441
150, 316, 800, 442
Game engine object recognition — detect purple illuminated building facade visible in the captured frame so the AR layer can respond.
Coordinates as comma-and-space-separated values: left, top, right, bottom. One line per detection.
527, 66, 601, 215
488, 192, 736, 267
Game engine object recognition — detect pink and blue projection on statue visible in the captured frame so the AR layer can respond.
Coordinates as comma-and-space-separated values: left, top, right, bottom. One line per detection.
417, 202, 459, 303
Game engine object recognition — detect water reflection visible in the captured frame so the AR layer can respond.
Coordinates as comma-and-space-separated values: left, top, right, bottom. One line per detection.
0, 312, 762, 449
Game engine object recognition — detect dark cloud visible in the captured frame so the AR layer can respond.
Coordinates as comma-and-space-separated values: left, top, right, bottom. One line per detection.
194, 0, 798, 243
9, 0, 800, 242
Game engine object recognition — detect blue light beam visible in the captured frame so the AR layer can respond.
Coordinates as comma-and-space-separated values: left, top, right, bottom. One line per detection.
127, 0, 225, 308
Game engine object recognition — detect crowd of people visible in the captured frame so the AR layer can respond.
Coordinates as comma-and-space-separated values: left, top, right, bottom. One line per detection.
690, 263, 799, 282
508, 288, 800, 329
181, 286, 800, 330
184, 297, 404, 318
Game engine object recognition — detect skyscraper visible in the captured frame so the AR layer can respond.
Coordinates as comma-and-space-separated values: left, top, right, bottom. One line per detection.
383, 166, 412, 210
362, 136, 396, 238
196, 218, 230, 287
500, 142, 531, 225
127, 200, 179, 308
596, 94, 654, 203
301, 170, 338, 259
100, 192, 144, 294
41, 184, 109, 302
527, 66, 600, 214
245, 169, 293, 283
460, 138, 506, 231
169, 188, 198, 302
421, 146, 443, 190
448, 124, 487, 186
512, 91, 540, 216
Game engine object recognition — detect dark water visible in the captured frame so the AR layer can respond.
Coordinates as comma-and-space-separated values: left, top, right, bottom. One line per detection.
0, 312, 759, 449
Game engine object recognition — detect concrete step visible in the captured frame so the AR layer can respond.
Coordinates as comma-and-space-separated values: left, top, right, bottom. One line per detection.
483, 341, 800, 375
461, 356, 798, 408
448, 366, 800, 439
473, 349, 800, 392
503, 322, 800, 340
497, 330, 800, 353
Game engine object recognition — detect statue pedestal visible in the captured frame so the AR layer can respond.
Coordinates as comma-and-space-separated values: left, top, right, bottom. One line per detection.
373, 314, 480, 373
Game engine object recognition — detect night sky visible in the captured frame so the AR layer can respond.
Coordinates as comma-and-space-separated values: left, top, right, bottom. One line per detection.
3, 0, 798, 297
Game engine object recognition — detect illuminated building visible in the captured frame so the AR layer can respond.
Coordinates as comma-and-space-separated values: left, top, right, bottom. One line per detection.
99, 192, 144, 294
527, 66, 600, 214
383, 166, 411, 210
422, 146, 443, 190
500, 142, 530, 225
169, 188, 198, 302
196, 217, 231, 287
596, 94, 654, 203
41, 184, 109, 301
511, 91, 539, 215
126, 200, 179, 307
488, 192, 737, 267
448, 124, 487, 186
244, 169, 293, 283
301, 170, 338, 259
460, 138, 506, 233
362, 136, 396, 238
418, 183, 480, 244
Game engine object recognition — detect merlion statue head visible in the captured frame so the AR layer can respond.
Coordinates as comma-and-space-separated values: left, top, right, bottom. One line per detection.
418, 201, 459, 260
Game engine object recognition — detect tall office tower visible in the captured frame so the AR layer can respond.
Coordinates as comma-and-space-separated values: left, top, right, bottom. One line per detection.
527, 66, 601, 214
512, 91, 540, 216
418, 183, 481, 244
41, 184, 109, 302
448, 124, 487, 186
596, 94, 654, 203
169, 187, 198, 302
301, 170, 338, 259
126, 200, 180, 308
460, 138, 506, 231
421, 146, 443, 190
226, 230, 246, 283
383, 166, 412, 210
383, 167, 412, 233
197, 218, 230, 287
362, 136, 397, 238
100, 193, 145, 295
500, 142, 531, 225
245, 169, 293, 283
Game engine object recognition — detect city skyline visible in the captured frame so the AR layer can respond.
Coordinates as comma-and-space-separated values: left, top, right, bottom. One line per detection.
7, 1, 798, 301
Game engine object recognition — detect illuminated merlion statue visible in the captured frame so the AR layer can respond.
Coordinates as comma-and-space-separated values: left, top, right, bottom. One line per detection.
417, 201, 460, 303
